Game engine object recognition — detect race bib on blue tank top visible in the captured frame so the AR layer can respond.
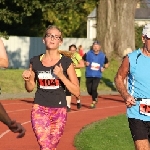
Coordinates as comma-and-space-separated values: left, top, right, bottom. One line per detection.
90, 62, 100, 71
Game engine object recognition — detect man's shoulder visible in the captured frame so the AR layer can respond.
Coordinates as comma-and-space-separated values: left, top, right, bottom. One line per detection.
128, 49, 141, 64
99, 51, 105, 56
84, 50, 91, 58
128, 49, 140, 57
86, 50, 92, 54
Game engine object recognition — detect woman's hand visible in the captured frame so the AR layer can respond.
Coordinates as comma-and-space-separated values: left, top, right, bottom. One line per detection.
22, 68, 32, 81
53, 63, 64, 79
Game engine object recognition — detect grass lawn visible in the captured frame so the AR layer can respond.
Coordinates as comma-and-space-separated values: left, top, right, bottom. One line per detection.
74, 114, 134, 150
0, 69, 27, 94
0, 57, 120, 94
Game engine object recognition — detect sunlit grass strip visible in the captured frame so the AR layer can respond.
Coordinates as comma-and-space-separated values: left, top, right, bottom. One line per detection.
74, 114, 134, 150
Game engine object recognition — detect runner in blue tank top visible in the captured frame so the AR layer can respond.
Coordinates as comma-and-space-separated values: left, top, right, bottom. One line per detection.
83, 41, 109, 109
115, 23, 150, 150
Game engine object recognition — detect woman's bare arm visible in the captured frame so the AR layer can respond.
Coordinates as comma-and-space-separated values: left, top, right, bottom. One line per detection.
22, 65, 36, 92
74, 59, 85, 69
54, 63, 80, 97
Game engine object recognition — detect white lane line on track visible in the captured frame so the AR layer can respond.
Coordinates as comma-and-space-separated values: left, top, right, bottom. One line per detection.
0, 121, 31, 138
7, 109, 30, 113
3, 103, 32, 106
70, 104, 125, 114
0, 104, 125, 139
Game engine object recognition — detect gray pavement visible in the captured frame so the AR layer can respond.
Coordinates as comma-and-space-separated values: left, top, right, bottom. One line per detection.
0, 91, 119, 100
0, 92, 35, 100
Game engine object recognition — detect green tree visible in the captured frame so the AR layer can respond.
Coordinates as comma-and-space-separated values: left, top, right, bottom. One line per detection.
0, 0, 42, 37
0, 0, 97, 37
135, 25, 143, 49
97, 0, 139, 57
41, 0, 97, 37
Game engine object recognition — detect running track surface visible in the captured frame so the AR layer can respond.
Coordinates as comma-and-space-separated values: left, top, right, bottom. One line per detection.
0, 95, 126, 150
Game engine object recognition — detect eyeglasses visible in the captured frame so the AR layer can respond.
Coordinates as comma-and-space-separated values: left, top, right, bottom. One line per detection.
45, 33, 61, 40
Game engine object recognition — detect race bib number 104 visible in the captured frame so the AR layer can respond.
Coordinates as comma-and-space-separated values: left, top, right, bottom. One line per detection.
39, 79, 59, 89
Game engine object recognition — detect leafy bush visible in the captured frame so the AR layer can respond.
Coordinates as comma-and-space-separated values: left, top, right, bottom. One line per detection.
135, 25, 143, 49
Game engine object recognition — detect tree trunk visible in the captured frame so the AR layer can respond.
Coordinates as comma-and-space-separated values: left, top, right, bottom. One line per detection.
97, 0, 139, 57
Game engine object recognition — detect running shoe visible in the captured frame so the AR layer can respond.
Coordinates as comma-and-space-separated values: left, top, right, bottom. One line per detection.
67, 106, 71, 112
77, 103, 81, 109
90, 103, 96, 109
95, 97, 98, 104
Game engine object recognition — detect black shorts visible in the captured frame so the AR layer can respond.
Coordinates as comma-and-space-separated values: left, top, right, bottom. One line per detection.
65, 77, 81, 96
128, 118, 150, 141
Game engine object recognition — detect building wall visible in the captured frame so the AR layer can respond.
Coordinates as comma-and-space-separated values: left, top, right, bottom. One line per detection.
135, 19, 150, 26
1, 36, 93, 68
87, 18, 97, 39
87, 18, 150, 39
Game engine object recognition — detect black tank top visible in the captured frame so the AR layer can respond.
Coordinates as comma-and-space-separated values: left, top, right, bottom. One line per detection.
30, 54, 72, 107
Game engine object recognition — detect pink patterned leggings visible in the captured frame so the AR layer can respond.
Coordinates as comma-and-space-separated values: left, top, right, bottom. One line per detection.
31, 104, 67, 150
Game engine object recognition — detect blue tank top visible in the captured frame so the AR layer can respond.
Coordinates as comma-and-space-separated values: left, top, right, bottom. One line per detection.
127, 48, 150, 121
85, 50, 105, 78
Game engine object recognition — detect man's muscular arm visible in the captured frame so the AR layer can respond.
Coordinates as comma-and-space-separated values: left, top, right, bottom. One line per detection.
114, 56, 130, 100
